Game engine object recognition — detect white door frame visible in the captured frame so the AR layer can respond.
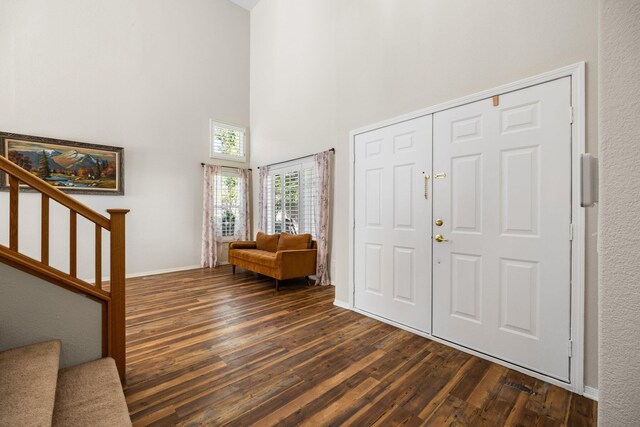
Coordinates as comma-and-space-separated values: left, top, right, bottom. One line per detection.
345, 63, 586, 394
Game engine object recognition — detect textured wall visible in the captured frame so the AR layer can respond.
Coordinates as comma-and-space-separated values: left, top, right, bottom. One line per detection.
0, 264, 102, 368
598, 0, 640, 424
0, 0, 250, 277
250, 0, 599, 388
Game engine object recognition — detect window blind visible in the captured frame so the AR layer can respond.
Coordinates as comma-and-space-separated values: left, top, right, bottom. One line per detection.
265, 159, 317, 238
283, 170, 299, 234
215, 173, 240, 238
210, 121, 245, 161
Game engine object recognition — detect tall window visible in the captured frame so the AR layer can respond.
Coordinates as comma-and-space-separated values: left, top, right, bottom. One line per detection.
265, 160, 317, 237
210, 120, 246, 162
216, 171, 242, 239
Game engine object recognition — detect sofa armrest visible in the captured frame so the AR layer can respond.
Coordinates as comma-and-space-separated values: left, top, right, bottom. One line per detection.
229, 241, 257, 250
276, 249, 317, 279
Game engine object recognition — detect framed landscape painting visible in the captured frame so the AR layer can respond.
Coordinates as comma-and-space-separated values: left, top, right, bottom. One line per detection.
0, 132, 124, 195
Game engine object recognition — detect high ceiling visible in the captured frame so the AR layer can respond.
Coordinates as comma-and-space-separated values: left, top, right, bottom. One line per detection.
228, 0, 259, 10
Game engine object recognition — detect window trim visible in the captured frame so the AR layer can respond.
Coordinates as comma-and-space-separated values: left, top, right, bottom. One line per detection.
209, 120, 247, 163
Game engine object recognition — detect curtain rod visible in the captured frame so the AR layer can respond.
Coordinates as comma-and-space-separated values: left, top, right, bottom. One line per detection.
200, 163, 252, 171
257, 148, 335, 169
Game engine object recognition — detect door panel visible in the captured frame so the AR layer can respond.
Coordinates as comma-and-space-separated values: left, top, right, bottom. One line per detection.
450, 253, 482, 323
451, 154, 483, 233
501, 147, 540, 236
432, 77, 572, 381
354, 115, 432, 333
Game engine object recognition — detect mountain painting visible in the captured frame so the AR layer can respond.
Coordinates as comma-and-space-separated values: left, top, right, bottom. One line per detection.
1, 133, 124, 195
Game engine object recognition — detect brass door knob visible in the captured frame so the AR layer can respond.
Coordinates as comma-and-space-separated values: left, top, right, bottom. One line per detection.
434, 234, 449, 242
435, 219, 443, 226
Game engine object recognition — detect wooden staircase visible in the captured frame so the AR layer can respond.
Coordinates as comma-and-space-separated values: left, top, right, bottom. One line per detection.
0, 155, 129, 380
0, 340, 131, 426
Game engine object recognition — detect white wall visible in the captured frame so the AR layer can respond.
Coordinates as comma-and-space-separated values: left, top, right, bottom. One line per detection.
0, 264, 102, 368
250, 0, 599, 388
0, 0, 250, 280
598, 0, 640, 424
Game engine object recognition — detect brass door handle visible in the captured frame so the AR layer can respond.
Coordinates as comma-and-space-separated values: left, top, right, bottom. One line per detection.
434, 234, 449, 242
424, 175, 430, 200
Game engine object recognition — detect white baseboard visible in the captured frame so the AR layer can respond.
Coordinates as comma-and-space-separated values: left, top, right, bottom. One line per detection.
583, 386, 599, 401
333, 299, 350, 309
84, 264, 203, 283
126, 265, 202, 279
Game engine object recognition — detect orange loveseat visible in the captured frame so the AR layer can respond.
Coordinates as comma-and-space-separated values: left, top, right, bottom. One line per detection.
229, 232, 317, 291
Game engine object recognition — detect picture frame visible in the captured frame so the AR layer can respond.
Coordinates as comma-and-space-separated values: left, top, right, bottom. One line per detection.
0, 132, 124, 196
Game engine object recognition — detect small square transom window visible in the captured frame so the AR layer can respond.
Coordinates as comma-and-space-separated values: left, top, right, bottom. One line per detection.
210, 120, 246, 162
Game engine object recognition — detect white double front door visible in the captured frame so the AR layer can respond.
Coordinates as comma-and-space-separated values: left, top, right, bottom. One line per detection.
354, 77, 573, 381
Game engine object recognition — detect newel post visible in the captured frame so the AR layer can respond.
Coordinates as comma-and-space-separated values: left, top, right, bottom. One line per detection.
108, 209, 129, 381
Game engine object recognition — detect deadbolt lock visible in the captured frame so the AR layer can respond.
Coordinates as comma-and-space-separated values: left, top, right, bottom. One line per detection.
435, 219, 443, 226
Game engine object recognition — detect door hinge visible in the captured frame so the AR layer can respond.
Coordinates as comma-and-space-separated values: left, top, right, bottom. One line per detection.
569, 106, 574, 124
569, 223, 574, 241
568, 340, 574, 357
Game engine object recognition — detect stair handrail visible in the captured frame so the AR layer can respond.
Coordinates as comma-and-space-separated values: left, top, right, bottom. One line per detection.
0, 155, 110, 229
0, 155, 128, 380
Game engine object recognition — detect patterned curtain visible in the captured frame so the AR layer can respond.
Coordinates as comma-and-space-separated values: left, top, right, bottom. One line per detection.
258, 165, 270, 233
238, 168, 251, 241
201, 165, 222, 268
314, 150, 334, 285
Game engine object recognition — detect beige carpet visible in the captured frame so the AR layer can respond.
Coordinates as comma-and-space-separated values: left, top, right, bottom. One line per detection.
53, 357, 131, 427
0, 340, 61, 427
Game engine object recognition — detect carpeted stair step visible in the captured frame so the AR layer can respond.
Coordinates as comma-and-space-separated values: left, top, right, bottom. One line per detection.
52, 357, 131, 427
0, 340, 62, 427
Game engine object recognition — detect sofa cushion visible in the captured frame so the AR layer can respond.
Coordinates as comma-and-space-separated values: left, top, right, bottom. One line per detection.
231, 249, 278, 268
256, 232, 280, 252
277, 233, 312, 251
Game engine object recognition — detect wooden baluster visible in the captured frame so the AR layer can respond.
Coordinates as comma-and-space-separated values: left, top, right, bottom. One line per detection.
41, 194, 50, 264
70, 211, 77, 277
107, 209, 129, 381
9, 176, 19, 251
95, 225, 102, 289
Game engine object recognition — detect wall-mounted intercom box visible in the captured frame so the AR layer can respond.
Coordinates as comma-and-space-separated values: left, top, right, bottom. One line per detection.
581, 153, 599, 207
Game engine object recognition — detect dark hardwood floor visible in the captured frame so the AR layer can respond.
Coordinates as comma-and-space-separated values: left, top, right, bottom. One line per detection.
123, 265, 596, 426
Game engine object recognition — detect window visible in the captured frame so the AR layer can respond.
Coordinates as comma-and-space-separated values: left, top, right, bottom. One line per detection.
215, 170, 242, 240
210, 120, 246, 162
265, 160, 317, 237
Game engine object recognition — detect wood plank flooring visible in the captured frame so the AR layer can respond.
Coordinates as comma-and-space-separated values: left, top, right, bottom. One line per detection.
123, 265, 597, 426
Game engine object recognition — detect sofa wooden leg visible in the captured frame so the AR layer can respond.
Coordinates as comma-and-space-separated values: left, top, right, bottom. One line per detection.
275, 280, 280, 292
305, 276, 312, 286
232, 265, 236, 275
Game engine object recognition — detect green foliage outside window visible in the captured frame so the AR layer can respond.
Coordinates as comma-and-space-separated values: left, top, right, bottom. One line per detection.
273, 172, 299, 234
220, 176, 239, 237
215, 127, 243, 157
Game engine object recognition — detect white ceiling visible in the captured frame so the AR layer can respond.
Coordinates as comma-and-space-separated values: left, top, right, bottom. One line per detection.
228, 0, 259, 10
